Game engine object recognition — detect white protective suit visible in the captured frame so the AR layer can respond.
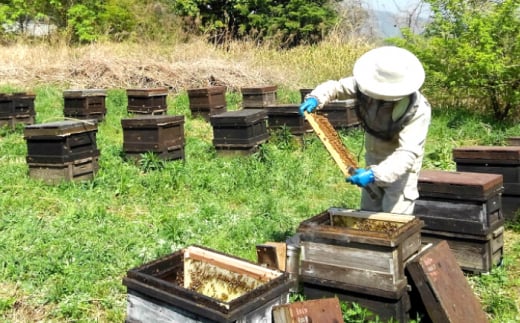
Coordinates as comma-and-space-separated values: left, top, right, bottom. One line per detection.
308, 76, 431, 214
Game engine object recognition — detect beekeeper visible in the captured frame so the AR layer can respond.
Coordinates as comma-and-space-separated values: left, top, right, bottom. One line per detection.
299, 46, 431, 215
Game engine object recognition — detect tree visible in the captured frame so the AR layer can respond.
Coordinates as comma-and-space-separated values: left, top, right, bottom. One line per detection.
391, 0, 519, 121
172, 0, 340, 48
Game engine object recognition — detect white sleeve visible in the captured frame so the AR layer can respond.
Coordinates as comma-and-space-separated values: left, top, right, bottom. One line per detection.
306, 77, 357, 108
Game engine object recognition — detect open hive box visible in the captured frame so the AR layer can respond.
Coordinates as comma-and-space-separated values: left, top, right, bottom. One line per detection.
297, 208, 423, 299
123, 245, 292, 322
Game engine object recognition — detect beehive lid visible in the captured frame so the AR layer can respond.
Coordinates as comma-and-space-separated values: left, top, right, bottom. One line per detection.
123, 245, 291, 320
418, 169, 503, 201
297, 208, 423, 247
63, 89, 107, 97
121, 115, 185, 127
210, 109, 267, 126
241, 85, 277, 94
187, 86, 227, 96
24, 120, 98, 138
12, 92, 36, 98
406, 241, 489, 323
126, 87, 169, 96
453, 145, 520, 164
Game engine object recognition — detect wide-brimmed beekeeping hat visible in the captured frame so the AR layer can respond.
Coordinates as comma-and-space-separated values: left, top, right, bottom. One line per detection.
353, 46, 425, 101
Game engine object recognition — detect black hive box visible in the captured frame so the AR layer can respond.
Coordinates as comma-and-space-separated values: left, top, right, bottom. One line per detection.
241, 85, 277, 109
121, 115, 185, 161
0, 92, 36, 129
24, 120, 99, 184
63, 89, 107, 121
127, 87, 168, 115
265, 104, 312, 135
187, 86, 227, 120
453, 145, 520, 221
210, 109, 269, 153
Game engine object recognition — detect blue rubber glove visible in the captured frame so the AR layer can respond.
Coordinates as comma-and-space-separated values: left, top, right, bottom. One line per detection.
299, 97, 318, 116
346, 168, 375, 188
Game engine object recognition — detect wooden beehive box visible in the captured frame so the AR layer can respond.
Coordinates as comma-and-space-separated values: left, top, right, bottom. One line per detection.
406, 241, 490, 322
265, 104, 312, 135
121, 115, 184, 151
415, 169, 504, 235
123, 245, 292, 323
272, 298, 343, 323
210, 109, 269, 149
24, 120, 99, 164
241, 85, 277, 108
297, 208, 423, 299
11, 92, 36, 116
187, 86, 227, 120
127, 87, 168, 115
63, 89, 107, 121
420, 225, 504, 274
318, 99, 360, 129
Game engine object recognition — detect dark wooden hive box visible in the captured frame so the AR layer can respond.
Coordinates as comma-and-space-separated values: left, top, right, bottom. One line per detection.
241, 85, 277, 108
265, 104, 312, 135
12, 92, 36, 115
453, 145, 520, 165
63, 89, 107, 120
122, 245, 292, 323
318, 99, 360, 129
24, 120, 99, 163
297, 208, 423, 299
0, 92, 36, 117
121, 115, 185, 153
127, 87, 168, 114
210, 109, 269, 147
415, 169, 504, 235
187, 86, 227, 109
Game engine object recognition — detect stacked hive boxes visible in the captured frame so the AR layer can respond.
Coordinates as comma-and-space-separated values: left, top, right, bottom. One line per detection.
63, 89, 107, 121
210, 109, 269, 155
187, 86, 227, 120
0, 92, 36, 129
122, 245, 292, 322
121, 115, 185, 162
127, 87, 169, 115
296, 207, 423, 322
24, 120, 99, 184
453, 146, 520, 221
415, 169, 505, 273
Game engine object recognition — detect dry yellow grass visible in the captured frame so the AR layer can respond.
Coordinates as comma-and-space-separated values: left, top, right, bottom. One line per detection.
0, 38, 374, 92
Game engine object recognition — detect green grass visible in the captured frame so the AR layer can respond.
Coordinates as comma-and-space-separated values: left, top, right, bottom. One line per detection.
0, 86, 519, 322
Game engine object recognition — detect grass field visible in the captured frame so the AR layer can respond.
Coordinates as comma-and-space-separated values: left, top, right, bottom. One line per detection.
0, 40, 519, 322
